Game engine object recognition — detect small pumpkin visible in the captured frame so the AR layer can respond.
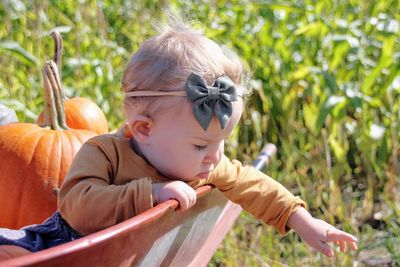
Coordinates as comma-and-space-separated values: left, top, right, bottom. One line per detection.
37, 96, 109, 135
37, 32, 109, 135
0, 61, 97, 229
0, 103, 18, 126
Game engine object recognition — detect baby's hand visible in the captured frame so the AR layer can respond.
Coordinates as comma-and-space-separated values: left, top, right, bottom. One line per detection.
287, 207, 358, 257
152, 181, 197, 211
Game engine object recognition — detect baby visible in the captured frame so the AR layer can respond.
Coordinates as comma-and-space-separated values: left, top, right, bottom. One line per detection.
0, 18, 357, 259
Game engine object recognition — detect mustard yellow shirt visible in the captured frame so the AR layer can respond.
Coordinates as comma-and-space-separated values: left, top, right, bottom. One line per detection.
58, 134, 305, 236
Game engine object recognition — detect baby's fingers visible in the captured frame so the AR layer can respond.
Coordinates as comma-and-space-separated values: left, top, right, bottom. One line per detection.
348, 241, 358, 251
187, 189, 197, 208
176, 188, 197, 211
175, 193, 190, 211
336, 240, 358, 253
325, 230, 358, 252
315, 240, 334, 257
325, 229, 358, 243
339, 240, 346, 252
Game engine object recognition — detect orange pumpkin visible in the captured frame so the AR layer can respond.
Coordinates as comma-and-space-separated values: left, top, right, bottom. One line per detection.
0, 61, 96, 229
37, 97, 109, 135
37, 31, 109, 135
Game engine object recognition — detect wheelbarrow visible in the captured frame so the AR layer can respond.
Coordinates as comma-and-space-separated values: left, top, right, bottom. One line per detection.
0, 144, 276, 267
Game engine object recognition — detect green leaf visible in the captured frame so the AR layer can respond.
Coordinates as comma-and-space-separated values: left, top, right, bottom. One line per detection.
329, 42, 350, 71
292, 65, 309, 80
361, 36, 395, 95
294, 22, 328, 37
332, 99, 347, 120
322, 71, 339, 94
303, 102, 318, 135
0, 41, 39, 66
329, 137, 347, 162
316, 96, 346, 130
255, 2, 304, 13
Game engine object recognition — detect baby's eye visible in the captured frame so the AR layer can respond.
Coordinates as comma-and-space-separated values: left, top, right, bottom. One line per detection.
194, 144, 207, 151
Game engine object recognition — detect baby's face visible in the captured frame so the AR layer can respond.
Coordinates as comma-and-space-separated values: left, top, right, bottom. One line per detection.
140, 99, 243, 181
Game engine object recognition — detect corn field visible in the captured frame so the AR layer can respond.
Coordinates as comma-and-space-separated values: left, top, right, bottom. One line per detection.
0, 1, 399, 266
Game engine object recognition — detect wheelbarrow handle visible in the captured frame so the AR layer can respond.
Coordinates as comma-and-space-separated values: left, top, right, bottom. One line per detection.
252, 143, 277, 171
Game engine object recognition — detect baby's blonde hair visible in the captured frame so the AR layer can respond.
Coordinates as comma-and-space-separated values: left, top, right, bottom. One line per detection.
122, 16, 250, 118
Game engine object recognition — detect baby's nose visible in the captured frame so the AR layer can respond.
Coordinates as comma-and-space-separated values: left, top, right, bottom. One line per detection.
204, 147, 221, 165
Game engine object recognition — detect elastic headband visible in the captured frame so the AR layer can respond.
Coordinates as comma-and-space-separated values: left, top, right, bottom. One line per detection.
124, 73, 241, 130
124, 91, 187, 97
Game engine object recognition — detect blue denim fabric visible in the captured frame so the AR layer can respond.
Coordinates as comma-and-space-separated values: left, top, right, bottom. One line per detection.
0, 212, 81, 252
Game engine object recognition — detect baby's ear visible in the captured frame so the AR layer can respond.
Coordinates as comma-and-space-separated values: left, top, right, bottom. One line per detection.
127, 115, 154, 144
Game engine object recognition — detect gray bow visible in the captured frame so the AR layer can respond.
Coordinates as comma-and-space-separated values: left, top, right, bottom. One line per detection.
185, 73, 239, 130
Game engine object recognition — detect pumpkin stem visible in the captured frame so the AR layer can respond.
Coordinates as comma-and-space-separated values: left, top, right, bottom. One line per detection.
43, 62, 61, 130
49, 61, 69, 129
51, 32, 62, 79
51, 31, 68, 101
43, 61, 69, 130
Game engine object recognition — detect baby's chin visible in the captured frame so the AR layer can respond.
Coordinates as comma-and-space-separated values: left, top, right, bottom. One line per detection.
162, 172, 199, 182
179, 175, 202, 182
175, 172, 210, 181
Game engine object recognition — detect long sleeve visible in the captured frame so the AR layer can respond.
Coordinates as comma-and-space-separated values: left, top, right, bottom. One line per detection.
190, 155, 306, 235
58, 135, 153, 236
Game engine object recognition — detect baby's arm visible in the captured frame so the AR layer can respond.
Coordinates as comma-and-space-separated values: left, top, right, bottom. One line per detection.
201, 155, 357, 257
59, 136, 153, 235
286, 207, 358, 257
152, 181, 197, 211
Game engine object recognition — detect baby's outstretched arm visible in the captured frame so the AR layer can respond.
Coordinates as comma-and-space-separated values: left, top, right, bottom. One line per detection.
152, 181, 197, 211
286, 207, 358, 257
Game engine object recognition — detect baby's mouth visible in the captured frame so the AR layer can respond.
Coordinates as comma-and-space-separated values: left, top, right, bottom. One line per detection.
197, 170, 212, 179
